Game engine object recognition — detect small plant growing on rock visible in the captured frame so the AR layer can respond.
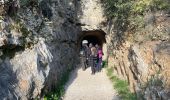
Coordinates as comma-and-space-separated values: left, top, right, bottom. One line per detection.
20, 25, 30, 38
139, 70, 167, 99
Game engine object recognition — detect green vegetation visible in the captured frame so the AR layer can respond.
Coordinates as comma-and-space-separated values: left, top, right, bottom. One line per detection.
132, 0, 170, 15
106, 67, 137, 100
8, 20, 33, 48
8, 19, 30, 38
102, 0, 170, 18
146, 75, 163, 88
101, 0, 170, 42
142, 70, 163, 91
135, 70, 165, 99
44, 70, 71, 100
102, 60, 108, 68
102, 0, 131, 18
102, 0, 170, 25
20, 25, 30, 38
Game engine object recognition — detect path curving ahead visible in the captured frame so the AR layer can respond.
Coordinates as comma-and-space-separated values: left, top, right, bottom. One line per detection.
63, 66, 119, 100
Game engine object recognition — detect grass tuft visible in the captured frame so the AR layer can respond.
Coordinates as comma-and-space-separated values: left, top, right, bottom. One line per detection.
106, 67, 137, 100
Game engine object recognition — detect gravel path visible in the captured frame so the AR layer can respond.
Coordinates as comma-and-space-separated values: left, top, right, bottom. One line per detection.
63, 66, 119, 100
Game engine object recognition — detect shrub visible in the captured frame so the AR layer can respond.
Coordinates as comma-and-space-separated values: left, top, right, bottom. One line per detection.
102, 0, 170, 18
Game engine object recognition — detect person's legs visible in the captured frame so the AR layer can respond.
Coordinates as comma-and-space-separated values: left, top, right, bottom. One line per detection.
85, 60, 88, 69
86, 58, 88, 67
89, 57, 94, 74
81, 57, 84, 69
95, 58, 98, 72
95, 59, 98, 72
96, 63, 99, 72
93, 57, 98, 74
91, 66, 93, 74
93, 66, 95, 74
82, 58, 86, 71
98, 58, 102, 72
91, 62, 95, 74
91, 58, 96, 74
95, 62, 98, 72
92, 64, 96, 74
88, 57, 91, 67
96, 59, 100, 72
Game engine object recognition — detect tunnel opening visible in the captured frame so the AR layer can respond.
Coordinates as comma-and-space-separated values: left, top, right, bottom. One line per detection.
82, 35, 101, 47
78, 30, 106, 49
78, 30, 108, 60
78, 29, 108, 62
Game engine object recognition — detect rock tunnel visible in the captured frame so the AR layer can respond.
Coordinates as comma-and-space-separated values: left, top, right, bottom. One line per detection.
78, 30, 106, 48
78, 30, 107, 60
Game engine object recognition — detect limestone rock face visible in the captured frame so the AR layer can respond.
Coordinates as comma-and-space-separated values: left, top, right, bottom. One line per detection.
78, 0, 106, 31
0, 0, 80, 99
107, 11, 170, 99
0, 0, 106, 99
108, 41, 170, 99
0, 40, 52, 99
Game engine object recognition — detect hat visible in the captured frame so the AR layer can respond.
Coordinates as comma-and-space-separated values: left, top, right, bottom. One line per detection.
82, 40, 88, 44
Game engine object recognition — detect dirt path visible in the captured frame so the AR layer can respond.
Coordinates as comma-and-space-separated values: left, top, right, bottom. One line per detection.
63, 66, 119, 100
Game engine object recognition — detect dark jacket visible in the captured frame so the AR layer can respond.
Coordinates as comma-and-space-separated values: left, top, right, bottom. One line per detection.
89, 47, 97, 67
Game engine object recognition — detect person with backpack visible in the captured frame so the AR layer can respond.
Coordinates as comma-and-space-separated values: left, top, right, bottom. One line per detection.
89, 44, 97, 74
81, 40, 89, 71
97, 46, 104, 72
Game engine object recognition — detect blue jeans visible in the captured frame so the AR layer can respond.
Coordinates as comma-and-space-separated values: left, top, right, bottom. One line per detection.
97, 58, 102, 72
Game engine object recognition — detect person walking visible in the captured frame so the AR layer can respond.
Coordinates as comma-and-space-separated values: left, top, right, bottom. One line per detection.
81, 40, 89, 71
89, 44, 97, 74
95, 44, 99, 72
95, 44, 99, 51
97, 46, 103, 72
87, 43, 92, 67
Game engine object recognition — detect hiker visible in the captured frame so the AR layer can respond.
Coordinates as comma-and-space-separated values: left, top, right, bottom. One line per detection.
97, 46, 103, 72
89, 44, 97, 74
95, 44, 99, 51
81, 40, 89, 71
88, 43, 93, 67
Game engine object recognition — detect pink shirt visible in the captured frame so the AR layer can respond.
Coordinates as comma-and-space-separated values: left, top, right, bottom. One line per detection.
98, 50, 103, 58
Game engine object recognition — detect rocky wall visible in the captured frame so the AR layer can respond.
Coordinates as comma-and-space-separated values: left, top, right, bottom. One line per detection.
0, 0, 80, 99
106, 11, 170, 99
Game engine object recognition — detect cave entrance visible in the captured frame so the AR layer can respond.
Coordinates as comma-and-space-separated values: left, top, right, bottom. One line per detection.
82, 35, 101, 47
78, 30, 107, 60
79, 30, 106, 48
